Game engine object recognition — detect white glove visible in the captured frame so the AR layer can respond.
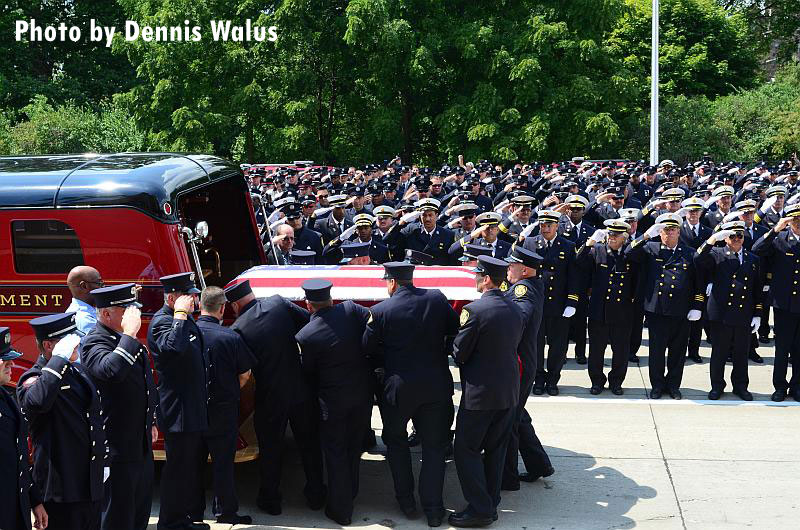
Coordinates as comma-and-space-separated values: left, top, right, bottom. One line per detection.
759, 196, 778, 213
339, 224, 357, 240
52, 333, 81, 360
587, 230, 607, 244
644, 223, 665, 239
267, 209, 283, 223
787, 193, 800, 206
676, 207, 689, 218
493, 200, 510, 213
269, 218, 287, 231
708, 229, 735, 244
447, 218, 462, 229
520, 221, 539, 239
562, 306, 576, 318
103, 467, 110, 483
706, 283, 713, 296
750, 316, 761, 333
703, 196, 720, 209
314, 206, 334, 217
400, 211, 422, 224
687, 309, 702, 321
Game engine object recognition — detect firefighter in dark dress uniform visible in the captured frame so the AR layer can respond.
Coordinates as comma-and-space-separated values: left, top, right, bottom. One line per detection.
384, 198, 457, 265
521, 209, 580, 395
625, 213, 704, 399
18, 313, 107, 530
450, 256, 524, 528
195, 287, 256, 525
694, 220, 763, 401
225, 280, 325, 515
576, 219, 637, 395
500, 246, 554, 492
752, 203, 800, 402
363, 262, 460, 527
0, 328, 47, 530
679, 197, 713, 364
80, 284, 157, 530
147, 273, 210, 530
296, 279, 372, 526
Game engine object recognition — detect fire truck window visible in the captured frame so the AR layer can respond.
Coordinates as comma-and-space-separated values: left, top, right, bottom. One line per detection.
11, 220, 85, 274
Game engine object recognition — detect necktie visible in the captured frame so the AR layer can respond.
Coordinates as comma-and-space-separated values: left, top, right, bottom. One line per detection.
694, 225, 699, 237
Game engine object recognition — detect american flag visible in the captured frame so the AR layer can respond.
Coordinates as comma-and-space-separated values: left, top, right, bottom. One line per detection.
227, 265, 481, 302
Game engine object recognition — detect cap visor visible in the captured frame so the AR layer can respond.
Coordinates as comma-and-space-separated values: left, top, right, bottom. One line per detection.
0, 350, 22, 361
187, 287, 201, 294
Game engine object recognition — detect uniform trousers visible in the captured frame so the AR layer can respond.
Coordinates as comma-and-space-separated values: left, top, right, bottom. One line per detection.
588, 319, 631, 389
44, 500, 102, 530
381, 397, 453, 515
202, 428, 239, 518
628, 305, 645, 357
646, 313, 689, 392
102, 455, 154, 530
502, 367, 551, 488
772, 308, 800, 393
454, 407, 514, 518
709, 321, 750, 392
254, 399, 324, 505
568, 304, 588, 360
319, 403, 371, 522
687, 318, 704, 357
759, 305, 771, 339
535, 316, 570, 387
158, 432, 205, 529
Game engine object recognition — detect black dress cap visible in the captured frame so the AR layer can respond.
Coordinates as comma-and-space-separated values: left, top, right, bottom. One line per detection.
224, 280, 253, 302
301, 278, 333, 302
91, 283, 142, 309
29, 312, 82, 342
382, 262, 415, 281
505, 246, 544, 268
159, 272, 200, 294
0, 327, 22, 361
473, 255, 509, 277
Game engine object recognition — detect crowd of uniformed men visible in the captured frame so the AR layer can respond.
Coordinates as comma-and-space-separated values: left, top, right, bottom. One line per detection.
2, 155, 800, 529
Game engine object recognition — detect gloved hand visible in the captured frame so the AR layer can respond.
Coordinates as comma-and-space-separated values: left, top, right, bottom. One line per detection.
703, 195, 721, 209
706, 283, 713, 296
314, 206, 334, 217
759, 195, 778, 214
103, 467, 110, 483
269, 217, 286, 230
447, 217, 462, 229
562, 306, 576, 318
687, 309, 702, 321
787, 193, 800, 206
52, 333, 81, 361
707, 229, 735, 244
519, 221, 539, 239
587, 229, 607, 245
644, 223, 666, 239
751, 316, 761, 333
400, 211, 422, 224
339, 224, 357, 241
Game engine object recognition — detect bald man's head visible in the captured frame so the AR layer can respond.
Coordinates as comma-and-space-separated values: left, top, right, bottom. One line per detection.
67, 266, 103, 305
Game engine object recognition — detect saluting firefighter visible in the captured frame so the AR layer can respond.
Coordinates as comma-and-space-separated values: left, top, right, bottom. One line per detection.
575, 219, 638, 395
363, 262, 460, 527
0, 328, 47, 530
501, 246, 554, 492
752, 203, 800, 402
625, 212, 704, 400
147, 273, 210, 530
694, 221, 763, 401
450, 256, 525, 528
18, 313, 107, 530
295, 279, 373, 526
80, 284, 157, 530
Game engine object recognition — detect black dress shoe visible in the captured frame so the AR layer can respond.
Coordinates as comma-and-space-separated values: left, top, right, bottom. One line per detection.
771, 390, 787, 402
669, 388, 682, 400
589, 385, 603, 395
688, 354, 703, 363
749, 351, 764, 364
500, 481, 520, 491
576, 355, 587, 365
629, 354, 640, 364
363, 428, 377, 449
400, 503, 419, 519
257, 500, 281, 515
546, 385, 559, 396
519, 465, 554, 482
734, 389, 753, 401
216, 514, 252, 525
759, 335, 771, 344
427, 511, 445, 527
532, 385, 544, 396
650, 388, 662, 399
448, 510, 494, 528
708, 389, 722, 400
325, 508, 351, 526
791, 390, 800, 402
611, 387, 624, 396
187, 524, 210, 530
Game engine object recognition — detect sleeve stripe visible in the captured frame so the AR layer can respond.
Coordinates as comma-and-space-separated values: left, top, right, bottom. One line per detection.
42, 367, 62, 379
113, 347, 135, 365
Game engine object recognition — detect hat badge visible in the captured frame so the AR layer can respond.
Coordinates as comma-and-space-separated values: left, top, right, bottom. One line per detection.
131, 286, 137, 296
4, 334, 10, 345
189, 272, 195, 281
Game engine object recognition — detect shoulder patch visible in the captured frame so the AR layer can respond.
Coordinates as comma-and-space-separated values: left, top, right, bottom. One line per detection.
499, 281, 509, 292
514, 284, 528, 298
460, 308, 470, 326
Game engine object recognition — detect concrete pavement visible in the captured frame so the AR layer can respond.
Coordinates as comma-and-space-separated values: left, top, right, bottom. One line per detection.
147, 328, 800, 529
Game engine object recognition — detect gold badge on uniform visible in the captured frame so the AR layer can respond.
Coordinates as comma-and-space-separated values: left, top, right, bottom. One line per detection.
514, 284, 528, 298
460, 309, 470, 326
499, 281, 509, 292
